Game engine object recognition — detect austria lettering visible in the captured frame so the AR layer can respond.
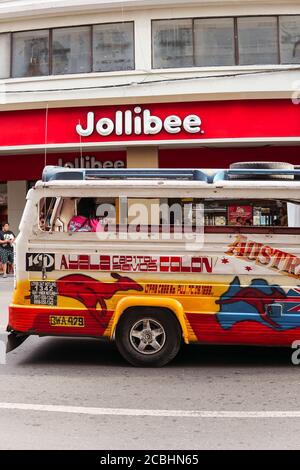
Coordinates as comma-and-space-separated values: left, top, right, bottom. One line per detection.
227, 235, 300, 278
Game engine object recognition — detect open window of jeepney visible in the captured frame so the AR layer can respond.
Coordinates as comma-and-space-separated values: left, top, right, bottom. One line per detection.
124, 197, 203, 227
122, 197, 204, 243
39, 196, 205, 246
39, 197, 60, 231
48, 197, 117, 232
203, 198, 300, 231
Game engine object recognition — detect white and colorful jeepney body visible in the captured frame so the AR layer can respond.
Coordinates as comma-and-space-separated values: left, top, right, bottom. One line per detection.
7, 166, 300, 361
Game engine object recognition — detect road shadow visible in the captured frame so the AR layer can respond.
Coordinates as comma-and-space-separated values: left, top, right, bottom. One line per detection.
10, 336, 294, 369
174, 343, 293, 368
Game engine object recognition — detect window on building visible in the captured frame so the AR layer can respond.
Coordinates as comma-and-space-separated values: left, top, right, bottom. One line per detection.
152, 15, 300, 68
92, 22, 134, 72
194, 17, 235, 66
12, 30, 49, 77
152, 19, 193, 68
279, 16, 300, 64
0, 34, 11, 79
52, 26, 91, 75
3, 15, 300, 79
237, 16, 279, 65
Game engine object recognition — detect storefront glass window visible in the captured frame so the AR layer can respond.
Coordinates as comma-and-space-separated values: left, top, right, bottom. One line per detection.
92, 22, 134, 72
152, 19, 193, 68
12, 30, 49, 77
279, 16, 300, 64
52, 26, 91, 75
0, 34, 11, 79
237, 16, 278, 65
194, 18, 235, 66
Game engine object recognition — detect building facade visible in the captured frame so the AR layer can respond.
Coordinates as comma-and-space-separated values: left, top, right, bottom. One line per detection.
1, 0, 300, 232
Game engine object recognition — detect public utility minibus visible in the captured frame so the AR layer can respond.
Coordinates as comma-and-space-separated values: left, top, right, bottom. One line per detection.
7, 162, 300, 366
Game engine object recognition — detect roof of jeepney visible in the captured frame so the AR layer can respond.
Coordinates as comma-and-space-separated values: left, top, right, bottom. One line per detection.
34, 178, 300, 190
35, 165, 300, 192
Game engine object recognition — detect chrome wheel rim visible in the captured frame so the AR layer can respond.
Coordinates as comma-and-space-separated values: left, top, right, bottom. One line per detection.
129, 318, 166, 355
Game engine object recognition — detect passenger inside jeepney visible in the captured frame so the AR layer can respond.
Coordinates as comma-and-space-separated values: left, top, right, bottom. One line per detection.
67, 198, 114, 232
68, 198, 99, 232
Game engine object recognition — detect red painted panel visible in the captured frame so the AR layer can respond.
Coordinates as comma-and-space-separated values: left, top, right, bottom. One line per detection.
9, 305, 113, 337
159, 146, 300, 168
0, 151, 126, 181
187, 313, 300, 347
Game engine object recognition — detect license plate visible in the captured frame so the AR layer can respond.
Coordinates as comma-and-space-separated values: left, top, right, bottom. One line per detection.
49, 315, 85, 327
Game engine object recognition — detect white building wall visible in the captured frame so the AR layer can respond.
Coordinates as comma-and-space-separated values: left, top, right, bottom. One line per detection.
0, 0, 299, 109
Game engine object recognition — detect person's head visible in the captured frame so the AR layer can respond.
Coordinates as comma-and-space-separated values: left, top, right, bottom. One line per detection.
77, 198, 96, 219
3, 222, 10, 232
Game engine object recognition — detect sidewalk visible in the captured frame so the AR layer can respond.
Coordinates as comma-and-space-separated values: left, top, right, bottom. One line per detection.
0, 276, 13, 332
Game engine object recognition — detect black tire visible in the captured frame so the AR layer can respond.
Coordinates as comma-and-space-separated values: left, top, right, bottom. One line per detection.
229, 161, 294, 180
115, 308, 182, 367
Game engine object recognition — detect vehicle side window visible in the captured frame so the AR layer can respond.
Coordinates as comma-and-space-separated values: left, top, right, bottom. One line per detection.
204, 199, 300, 231
126, 197, 203, 230
39, 196, 300, 234
39, 197, 58, 231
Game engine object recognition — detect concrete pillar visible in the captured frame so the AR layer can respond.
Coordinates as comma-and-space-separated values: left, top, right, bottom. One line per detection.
126, 146, 158, 168
134, 12, 152, 71
7, 181, 27, 235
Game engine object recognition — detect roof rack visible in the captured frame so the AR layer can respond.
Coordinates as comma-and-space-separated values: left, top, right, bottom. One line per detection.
42, 166, 209, 182
42, 165, 300, 184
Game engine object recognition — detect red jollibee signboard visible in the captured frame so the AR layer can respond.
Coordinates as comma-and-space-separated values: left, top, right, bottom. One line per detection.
0, 99, 300, 148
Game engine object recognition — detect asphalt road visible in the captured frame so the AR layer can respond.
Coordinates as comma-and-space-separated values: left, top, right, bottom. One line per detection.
1, 277, 300, 450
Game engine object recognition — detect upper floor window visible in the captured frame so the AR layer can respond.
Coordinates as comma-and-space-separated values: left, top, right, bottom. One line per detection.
237, 16, 278, 65
280, 15, 300, 63
152, 15, 300, 69
2, 21, 134, 79
52, 26, 91, 75
93, 22, 134, 72
152, 19, 193, 68
194, 17, 235, 66
12, 30, 49, 77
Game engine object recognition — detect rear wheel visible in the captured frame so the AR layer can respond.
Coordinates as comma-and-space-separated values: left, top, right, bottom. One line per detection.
115, 308, 182, 367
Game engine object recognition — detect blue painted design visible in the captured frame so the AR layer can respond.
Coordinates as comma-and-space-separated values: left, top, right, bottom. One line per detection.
216, 276, 300, 330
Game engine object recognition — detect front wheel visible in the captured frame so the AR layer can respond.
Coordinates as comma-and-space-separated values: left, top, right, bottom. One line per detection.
115, 308, 182, 367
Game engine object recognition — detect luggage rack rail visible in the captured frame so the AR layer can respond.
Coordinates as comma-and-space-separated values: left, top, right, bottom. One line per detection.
42, 165, 300, 183
42, 166, 209, 182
